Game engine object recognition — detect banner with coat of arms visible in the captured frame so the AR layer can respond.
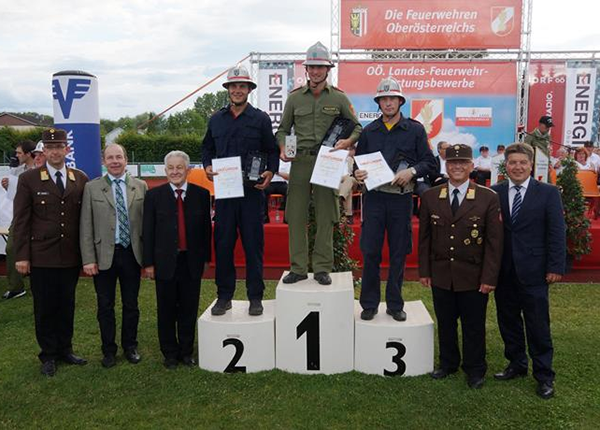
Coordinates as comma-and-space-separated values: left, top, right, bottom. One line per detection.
338, 61, 517, 153
340, 0, 522, 50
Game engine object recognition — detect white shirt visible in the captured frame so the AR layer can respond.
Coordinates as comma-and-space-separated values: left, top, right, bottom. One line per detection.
108, 173, 129, 245
508, 176, 531, 213
170, 182, 188, 200
448, 180, 470, 207
439, 158, 447, 176
475, 155, 492, 171
588, 152, 600, 172
46, 164, 67, 189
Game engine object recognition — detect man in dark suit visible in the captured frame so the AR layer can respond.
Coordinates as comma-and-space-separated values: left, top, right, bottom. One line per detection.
143, 150, 212, 369
491, 143, 566, 400
80, 144, 148, 368
13, 128, 89, 377
419, 144, 503, 389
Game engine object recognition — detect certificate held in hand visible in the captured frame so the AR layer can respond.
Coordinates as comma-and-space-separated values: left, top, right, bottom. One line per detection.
309, 145, 349, 190
212, 156, 245, 200
354, 151, 395, 191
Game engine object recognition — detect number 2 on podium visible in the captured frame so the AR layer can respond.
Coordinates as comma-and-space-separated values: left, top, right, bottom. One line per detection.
296, 311, 320, 370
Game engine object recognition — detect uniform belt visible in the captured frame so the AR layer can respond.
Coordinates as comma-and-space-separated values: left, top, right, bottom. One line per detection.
296, 148, 318, 156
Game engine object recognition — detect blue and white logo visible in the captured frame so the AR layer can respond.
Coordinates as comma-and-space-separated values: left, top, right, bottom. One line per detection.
52, 78, 91, 119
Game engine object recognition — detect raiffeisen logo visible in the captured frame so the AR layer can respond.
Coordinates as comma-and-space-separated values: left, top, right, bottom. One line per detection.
52, 78, 92, 119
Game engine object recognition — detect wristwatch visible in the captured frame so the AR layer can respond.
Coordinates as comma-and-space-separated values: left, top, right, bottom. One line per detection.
409, 167, 417, 177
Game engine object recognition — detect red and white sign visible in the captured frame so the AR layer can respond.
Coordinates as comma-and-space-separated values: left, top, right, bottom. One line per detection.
455, 107, 493, 127
411, 99, 444, 138
341, 0, 523, 50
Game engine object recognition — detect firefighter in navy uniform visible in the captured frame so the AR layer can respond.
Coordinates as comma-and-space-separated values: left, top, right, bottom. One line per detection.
418, 144, 503, 389
202, 65, 279, 317
354, 76, 436, 321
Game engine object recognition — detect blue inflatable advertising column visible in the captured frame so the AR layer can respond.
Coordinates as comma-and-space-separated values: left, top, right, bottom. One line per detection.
52, 70, 102, 179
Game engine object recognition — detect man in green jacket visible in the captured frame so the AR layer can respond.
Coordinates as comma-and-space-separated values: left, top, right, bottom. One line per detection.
524, 115, 554, 159
276, 42, 361, 285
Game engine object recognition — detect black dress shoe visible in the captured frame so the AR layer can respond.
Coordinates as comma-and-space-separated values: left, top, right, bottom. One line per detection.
536, 381, 554, 400
386, 309, 407, 322
282, 272, 308, 284
211, 299, 232, 316
314, 272, 332, 285
467, 375, 485, 389
360, 308, 378, 320
493, 367, 527, 381
164, 358, 178, 370
181, 356, 196, 367
41, 360, 56, 377
249, 299, 264, 316
431, 368, 457, 379
60, 353, 88, 365
124, 349, 141, 364
101, 354, 117, 368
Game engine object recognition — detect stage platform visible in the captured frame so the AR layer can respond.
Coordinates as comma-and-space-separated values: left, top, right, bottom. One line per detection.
208, 210, 600, 283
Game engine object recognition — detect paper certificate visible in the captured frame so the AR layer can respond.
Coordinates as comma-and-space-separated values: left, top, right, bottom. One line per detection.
309, 146, 349, 190
212, 156, 244, 200
354, 151, 395, 191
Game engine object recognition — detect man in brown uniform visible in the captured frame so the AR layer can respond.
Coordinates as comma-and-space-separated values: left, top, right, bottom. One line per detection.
418, 144, 503, 389
13, 128, 89, 377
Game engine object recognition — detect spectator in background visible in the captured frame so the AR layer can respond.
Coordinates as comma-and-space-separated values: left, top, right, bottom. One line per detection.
583, 141, 600, 173
474, 146, 492, 186
2, 140, 37, 300
574, 148, 595, 172
551, 148, 569, 176
496, 145, 506, 157
524, 116, 553, 159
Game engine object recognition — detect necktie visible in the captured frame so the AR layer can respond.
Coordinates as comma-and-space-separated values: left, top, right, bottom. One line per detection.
114, 179, 130, 247
55, 171, 65, 195
511, 185, 522, 224
451, 188, 460, 216
176, 189, 187, 251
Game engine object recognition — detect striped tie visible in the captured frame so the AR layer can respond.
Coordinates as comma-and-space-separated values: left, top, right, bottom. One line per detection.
511, 185, 522, 224
114, 179, 131, 247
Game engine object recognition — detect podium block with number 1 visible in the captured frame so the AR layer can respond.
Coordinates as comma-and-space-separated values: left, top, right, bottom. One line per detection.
276, 272, 354, 374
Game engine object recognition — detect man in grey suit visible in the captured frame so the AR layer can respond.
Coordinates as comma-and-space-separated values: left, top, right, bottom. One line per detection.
80, 144, 148, 368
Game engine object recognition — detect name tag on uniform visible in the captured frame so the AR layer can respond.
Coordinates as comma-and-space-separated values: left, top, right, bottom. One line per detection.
322, 106, 340, 114
36, 191, 50, 196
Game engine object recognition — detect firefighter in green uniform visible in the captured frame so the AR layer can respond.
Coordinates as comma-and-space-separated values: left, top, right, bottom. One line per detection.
276, 42, 362, 285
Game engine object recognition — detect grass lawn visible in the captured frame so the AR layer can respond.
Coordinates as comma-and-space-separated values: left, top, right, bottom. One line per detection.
0, 278, 599, 429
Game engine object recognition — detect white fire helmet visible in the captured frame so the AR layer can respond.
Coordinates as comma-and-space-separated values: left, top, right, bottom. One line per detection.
374, 76, 406, 105
303, 41, 335, 68
222, 65, 256, 90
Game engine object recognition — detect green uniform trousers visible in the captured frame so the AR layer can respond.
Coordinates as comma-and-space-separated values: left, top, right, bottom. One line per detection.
286, 154, 339, 275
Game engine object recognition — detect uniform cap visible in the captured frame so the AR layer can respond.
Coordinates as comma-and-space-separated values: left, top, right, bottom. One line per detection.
446, 144, 473, 161
42, 128, 67, 144
33, 141, 44, 153
539, 116, 554, 127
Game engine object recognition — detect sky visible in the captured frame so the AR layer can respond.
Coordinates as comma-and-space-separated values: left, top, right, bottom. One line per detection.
0, 0, 598, 120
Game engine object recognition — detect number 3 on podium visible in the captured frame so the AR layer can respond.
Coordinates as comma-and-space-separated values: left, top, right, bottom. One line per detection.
296, 311, 320, 371
384, 341, 407, 377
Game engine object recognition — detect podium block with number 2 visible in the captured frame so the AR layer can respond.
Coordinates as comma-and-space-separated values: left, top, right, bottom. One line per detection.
198, 300, 275, 373
276, 272, 354, 374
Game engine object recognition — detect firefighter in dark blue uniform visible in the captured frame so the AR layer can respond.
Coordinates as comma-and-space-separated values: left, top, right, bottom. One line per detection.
355, 77, 436, 321
202, 65, 279, 316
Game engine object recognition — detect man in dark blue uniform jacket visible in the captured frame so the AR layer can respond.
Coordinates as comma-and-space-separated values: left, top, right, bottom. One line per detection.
202, 65, 279, 317
491, 143, 566, 400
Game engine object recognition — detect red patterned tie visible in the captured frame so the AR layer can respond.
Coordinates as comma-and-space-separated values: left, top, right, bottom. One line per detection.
176, 189, 187, 251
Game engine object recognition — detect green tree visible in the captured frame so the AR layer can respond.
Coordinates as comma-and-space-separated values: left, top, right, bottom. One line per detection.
194, 91, 229, 121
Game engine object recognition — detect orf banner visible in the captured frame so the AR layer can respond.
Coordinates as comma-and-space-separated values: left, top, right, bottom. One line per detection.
338, 61, 518, 152
52, 70, 102, 179
341, 0, 522, 50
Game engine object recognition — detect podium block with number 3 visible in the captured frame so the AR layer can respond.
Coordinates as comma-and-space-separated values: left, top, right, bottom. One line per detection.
354, 300, 434, 377
276, 272, 354, 374
198, 300, 275, 373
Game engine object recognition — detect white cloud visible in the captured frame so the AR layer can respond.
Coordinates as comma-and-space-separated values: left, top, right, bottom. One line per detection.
432, 119, 478, 149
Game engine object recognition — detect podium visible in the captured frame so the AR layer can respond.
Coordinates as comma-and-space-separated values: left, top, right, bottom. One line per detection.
275, 272, 354, 374
354, 300, 434, 377
198, 300, 275, 373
